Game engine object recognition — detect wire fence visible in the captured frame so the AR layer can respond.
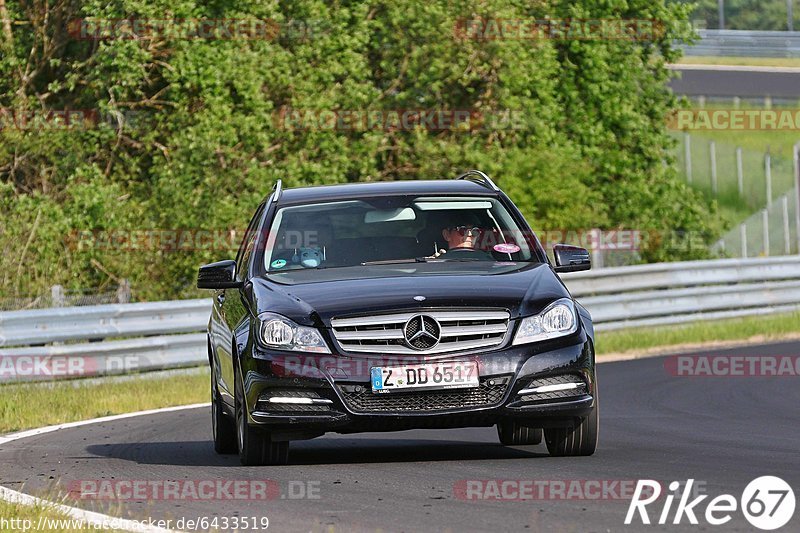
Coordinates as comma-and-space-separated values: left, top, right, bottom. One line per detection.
673, 132, 799, 209
680, 29, 800, 56
714, 187, 800, 257
679, 0, 799, 32
673, 131, 800, 258
0, 281, 131, 311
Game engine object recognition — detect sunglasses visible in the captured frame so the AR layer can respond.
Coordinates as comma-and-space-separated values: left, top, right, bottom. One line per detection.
448, 225, 483, 236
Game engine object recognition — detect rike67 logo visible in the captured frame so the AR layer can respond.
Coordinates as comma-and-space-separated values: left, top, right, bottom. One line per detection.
626, 477, 795, 530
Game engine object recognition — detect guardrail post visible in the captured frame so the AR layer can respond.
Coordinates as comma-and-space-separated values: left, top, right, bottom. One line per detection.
765, 150, 773, 206
736, 147, 744, 197
117, 279, 131, 304
589, 228, 603, 269
51, 285, 65, 307
762, 209, 770, 257
794, 142, 800, 254
740, 222, 747, 258
782, 196, 791, 255
710, 141, 718, 195
684, 132, 693, 184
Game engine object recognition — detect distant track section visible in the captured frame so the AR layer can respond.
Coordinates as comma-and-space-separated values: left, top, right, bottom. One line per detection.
668, 64, 800, 98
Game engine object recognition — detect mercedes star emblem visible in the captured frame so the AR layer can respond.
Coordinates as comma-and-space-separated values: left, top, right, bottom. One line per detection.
404, 314, 441, 350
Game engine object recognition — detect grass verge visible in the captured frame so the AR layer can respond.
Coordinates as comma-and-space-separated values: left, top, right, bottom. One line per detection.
0, 369, 209, 434
596, 311, 800, 357
675, 56, 800, 68
0, 499, 127, 532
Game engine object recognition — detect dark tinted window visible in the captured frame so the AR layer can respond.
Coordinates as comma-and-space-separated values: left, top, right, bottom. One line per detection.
263, 196, 541, 274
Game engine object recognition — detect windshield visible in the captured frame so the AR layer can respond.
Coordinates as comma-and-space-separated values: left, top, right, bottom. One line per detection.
263, 196, 541, 273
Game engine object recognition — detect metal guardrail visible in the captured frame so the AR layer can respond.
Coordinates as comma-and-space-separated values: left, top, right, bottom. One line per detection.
681, 29, 800, 58
1, 256, 799, 382
0, 299, 211, 346
564, 256, 800, 330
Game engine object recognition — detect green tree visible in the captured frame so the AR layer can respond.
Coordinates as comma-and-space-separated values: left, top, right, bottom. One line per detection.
1, 0, 716, 301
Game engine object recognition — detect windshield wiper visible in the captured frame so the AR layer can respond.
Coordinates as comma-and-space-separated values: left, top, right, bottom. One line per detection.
360, 258, 429, 266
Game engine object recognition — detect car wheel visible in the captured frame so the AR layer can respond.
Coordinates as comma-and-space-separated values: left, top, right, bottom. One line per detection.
211, 367, 237, 455
234, 364, 289, 466
497, 421, 542, 445
544, 388, 599, 457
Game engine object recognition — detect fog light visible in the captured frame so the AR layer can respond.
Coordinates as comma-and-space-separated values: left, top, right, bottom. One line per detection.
519, 382, 581, 395
268, 396, 332, 405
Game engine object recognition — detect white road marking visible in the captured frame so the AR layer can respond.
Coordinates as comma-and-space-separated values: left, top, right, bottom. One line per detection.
0, 403, 209, 445
0, 403, 209, 532
0, 485, 180, 532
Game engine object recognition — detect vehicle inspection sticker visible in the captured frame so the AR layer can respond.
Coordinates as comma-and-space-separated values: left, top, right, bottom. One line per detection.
493, 243, 521, 254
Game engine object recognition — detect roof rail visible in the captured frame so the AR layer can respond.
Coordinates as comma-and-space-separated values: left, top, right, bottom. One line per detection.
456, 170, 499, 191
271, 179, 283, 203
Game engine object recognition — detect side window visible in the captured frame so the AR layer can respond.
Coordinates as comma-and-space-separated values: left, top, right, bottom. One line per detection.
235, 203, 266, 280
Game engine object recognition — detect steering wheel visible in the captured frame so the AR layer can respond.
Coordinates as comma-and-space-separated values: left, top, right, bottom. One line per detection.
443, 247, 493, 259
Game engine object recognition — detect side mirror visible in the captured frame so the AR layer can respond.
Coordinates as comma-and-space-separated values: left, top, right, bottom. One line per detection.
197, 260, 242, 289
552, 244, 591, 273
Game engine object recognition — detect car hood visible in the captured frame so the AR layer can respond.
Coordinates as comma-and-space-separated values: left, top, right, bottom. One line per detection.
250, 262, 571, 326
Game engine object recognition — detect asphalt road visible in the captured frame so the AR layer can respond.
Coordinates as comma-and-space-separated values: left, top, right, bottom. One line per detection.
1, 341, 799, 532
669, 65, 800, 99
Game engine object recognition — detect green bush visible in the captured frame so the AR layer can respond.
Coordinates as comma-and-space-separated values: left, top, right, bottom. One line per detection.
0, 0, 716, 301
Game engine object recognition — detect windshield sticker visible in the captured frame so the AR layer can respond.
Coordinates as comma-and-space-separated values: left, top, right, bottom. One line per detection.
493, 243, 521, 254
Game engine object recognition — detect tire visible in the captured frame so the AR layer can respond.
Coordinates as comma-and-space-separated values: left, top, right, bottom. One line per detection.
497, 421, 543, 445
211, 367, 237, 455
544, 390, 599, 457
234, 364, 289, 466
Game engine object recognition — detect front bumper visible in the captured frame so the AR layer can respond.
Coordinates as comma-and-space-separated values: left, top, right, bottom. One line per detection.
239, 333, 596, 436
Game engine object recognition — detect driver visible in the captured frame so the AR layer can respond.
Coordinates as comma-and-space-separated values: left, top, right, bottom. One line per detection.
443, 223, 483, 251
429, 216, 494, 259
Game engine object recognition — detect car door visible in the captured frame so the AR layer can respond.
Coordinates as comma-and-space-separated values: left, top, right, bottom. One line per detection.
214, 203, 266, 402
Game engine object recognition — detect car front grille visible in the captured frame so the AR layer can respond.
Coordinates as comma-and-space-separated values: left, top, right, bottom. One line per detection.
330, 309, 510, 355
336, 376, 509, 413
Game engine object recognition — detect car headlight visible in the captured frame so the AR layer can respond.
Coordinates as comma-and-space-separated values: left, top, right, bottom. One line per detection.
257, 313, 331, 353
512, 298, 578, 345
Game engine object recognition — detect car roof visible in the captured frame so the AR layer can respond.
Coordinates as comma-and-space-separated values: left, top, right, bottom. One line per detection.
276, 179, 498, 205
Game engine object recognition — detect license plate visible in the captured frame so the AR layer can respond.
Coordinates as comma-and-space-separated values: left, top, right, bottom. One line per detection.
370, 361, 479, 393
